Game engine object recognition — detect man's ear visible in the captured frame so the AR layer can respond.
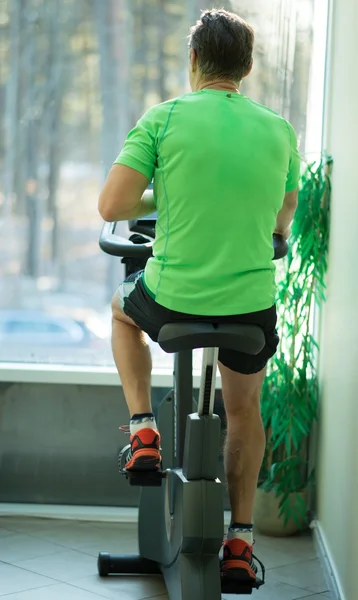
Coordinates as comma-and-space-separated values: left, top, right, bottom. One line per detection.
243, 58, 253, 79
190, 47, 198, 72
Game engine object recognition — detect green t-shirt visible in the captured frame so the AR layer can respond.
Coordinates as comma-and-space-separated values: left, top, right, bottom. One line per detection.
115, 90, 300, 315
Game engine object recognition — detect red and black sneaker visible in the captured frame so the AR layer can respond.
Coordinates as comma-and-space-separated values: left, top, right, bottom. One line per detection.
221, 538, 263, 583
118, 427, 162, 472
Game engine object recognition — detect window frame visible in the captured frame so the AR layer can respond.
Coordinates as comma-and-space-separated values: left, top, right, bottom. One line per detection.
0, 362, 220, 388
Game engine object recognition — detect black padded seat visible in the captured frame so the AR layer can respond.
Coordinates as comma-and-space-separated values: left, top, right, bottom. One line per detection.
158, 322, 265, 355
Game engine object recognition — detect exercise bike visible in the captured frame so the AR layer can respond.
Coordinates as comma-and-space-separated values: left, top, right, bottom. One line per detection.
97, 213, 288, 599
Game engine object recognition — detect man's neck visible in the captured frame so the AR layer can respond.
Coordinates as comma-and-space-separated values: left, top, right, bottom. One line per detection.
197, 80, 240, 93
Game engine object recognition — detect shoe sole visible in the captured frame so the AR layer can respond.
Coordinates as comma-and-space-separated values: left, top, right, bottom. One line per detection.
221, 569, 256, 583
125, 448, 162, 471
221, 561, 257, 582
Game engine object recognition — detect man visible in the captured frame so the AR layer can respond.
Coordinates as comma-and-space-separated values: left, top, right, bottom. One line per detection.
98, 8, 300, 583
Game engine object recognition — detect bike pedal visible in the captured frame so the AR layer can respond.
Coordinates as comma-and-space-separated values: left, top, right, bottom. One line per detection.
221, 575, 264, 595
121, 468, 166, 487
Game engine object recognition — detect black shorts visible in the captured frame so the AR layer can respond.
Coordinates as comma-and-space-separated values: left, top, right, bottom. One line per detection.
117, 271, 279, 375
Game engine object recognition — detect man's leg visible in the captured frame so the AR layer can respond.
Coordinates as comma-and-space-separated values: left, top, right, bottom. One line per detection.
219, 361, 266, 580
219, 362, 266, 526
111, 295, 152, 417
112, 295, 161, 471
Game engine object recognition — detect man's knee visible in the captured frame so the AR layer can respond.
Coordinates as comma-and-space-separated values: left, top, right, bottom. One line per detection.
225, 398, 262, 422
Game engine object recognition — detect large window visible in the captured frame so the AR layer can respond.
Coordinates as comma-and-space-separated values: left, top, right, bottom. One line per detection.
0, 0, 321, 366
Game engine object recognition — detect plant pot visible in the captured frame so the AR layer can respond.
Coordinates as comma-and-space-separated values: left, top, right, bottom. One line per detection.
253, 487, 308, 537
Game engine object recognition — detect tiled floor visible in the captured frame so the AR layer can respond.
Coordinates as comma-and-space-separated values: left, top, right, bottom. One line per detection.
0, 517, 332, 599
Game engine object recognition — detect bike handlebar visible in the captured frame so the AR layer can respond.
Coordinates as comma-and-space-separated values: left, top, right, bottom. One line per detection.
99, 221, 288, 261
99, 221, 154, 258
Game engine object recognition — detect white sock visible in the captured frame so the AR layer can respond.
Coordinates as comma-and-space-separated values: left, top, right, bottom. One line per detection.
227, 523, 254, 546
130, 413, 158, 436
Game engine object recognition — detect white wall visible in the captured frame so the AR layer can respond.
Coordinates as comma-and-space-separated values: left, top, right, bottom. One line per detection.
318, 0, 358, 598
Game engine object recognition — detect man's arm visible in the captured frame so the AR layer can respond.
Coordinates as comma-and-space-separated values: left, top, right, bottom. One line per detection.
276, 121, 300, 238
98, 164, 156, 222
98, 108, 158, 222
275, 190, 298, 240
274, 189, 298, 239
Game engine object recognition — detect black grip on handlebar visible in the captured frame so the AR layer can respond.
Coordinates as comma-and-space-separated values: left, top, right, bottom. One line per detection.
273, 233, 288, 260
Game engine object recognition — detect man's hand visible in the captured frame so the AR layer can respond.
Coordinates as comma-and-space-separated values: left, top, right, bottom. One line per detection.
274, 226, 291, 240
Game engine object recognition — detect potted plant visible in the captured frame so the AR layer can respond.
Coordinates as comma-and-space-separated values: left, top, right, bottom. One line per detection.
254, 155, 332, 536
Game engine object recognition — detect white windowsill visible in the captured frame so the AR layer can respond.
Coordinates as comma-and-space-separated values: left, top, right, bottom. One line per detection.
0, 362, 222, 388
0, 503, 231, 525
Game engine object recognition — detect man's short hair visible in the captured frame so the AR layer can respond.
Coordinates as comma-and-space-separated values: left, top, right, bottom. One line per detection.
189, 8, 254, 82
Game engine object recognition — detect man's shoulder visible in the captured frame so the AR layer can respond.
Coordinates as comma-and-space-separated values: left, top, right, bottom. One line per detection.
246, 96, 287, 121
245, 97, 297, 139
142, 93, 195, 121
